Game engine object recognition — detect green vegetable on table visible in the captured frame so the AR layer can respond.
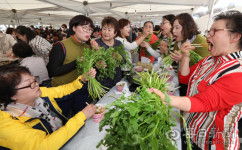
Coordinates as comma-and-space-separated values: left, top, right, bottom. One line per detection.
97, 70, 192, 150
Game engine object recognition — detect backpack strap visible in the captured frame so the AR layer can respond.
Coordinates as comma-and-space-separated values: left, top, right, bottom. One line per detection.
55, 41, 66, 57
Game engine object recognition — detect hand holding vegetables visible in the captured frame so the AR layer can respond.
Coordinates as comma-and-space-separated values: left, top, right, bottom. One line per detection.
148, 87, 168, 105
170, 50, 183, 62
180, 41, 195, 57
81, 67, 96, 82
90, 39, 99, 50
160, 40, 169, 55
96, 61, 107, 69
140, 41, 150, 49
82, 104, 97, 119
112, 52, 123, 61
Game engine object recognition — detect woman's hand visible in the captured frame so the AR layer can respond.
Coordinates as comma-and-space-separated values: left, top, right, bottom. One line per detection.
81, 67, 96, 82
180, 42, 195, 58
170, 50, 183, 62
113, 52, 123, 61
90, 40, 99, 50
160, 41, 169, 55
82, 104, 96, 119
140, 41, 150, 49
96, 61, 107, 69
148, 88, 167, 105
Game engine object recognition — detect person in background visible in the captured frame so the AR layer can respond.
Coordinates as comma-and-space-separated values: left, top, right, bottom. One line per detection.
131, 25, 137, 42
151, 10, 242, 150
6, 27, 17, 41
91, 27, 101, 39
159, 14, 178, 72
153, 25, 160, 36
159, 14, 176, 55
12, 42, 50, 86
90, 16, 123, 89
0, 64, 96, 150
0, 29, 16, 57
14, 26, 52, 65
61, 24, 69, 38
171, 13, 210, 96
116, 18, 151, 63
137, 21, 160, 63
47, 15, 94, 116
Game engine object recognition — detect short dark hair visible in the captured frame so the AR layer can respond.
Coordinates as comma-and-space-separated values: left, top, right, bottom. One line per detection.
15, 26, 36, 42
0, 65, 30, 108
117, 18, 130, 37
163, 14, 175, 24
173, 13, 200, 40
101, 16, 119, 34
69, 15, 94, 35
62, 24, 67, 28
214, 10, 242, 49
6, 28, 14, 34
12, 42, 34, 58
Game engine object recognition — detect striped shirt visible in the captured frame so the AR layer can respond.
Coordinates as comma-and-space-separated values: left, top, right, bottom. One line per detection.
179, 51, 242, 150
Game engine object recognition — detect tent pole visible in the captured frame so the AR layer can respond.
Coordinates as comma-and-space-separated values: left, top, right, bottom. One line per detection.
207, 0, 216, 30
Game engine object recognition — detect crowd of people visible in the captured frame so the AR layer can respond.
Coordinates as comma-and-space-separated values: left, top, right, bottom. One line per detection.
0, 10, 242, 150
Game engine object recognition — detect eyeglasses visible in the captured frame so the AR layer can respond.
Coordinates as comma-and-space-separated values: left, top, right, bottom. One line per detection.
205, 28, 232, 37
81, 25, 93, 33
15, 76, 39, 90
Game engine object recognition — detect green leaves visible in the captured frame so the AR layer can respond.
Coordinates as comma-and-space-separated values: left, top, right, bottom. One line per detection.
97, 70, 192, 150
163, 50, 203, 66
97, 86, 177, 150
76, 48, 108, 100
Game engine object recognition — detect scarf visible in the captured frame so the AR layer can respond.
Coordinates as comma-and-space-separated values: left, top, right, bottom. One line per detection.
2, 97, 62, 131
177, 35, 196, 49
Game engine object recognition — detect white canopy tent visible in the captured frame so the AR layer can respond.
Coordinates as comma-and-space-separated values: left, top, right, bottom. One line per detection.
0, 0, 217, 27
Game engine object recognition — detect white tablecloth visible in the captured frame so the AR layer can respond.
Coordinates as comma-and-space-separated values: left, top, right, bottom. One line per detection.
62, 76, 181, 150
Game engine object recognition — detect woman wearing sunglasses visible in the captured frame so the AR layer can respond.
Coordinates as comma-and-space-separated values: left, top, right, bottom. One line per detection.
151, 11, 242, 150
0, 65, 96, 150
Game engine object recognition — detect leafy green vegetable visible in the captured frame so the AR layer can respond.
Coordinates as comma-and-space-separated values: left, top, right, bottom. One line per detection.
76, 44, 133, 100
163, 50, 203, 66
97, 70, 192, 150
76, 48, 109, 100
95, 45, 133, 81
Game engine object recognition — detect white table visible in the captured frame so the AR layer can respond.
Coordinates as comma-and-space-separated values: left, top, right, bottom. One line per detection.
62, 76, 181, 150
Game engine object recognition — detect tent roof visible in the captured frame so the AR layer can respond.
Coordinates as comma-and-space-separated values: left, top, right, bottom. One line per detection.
0, 0, 215, 26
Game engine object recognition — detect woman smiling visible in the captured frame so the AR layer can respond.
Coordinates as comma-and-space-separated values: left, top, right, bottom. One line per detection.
0, 65, 96, 150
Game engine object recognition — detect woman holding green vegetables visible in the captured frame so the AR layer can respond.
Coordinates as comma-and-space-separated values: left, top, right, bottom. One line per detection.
171, 13, 209, 65
116, 18, 152, 63
159, 14, 175, 55
171, 13, 210, 96
90, 16, 123, 90
137, 21, 161, 63
151, 11, 242, 150
47, 15, 95, 116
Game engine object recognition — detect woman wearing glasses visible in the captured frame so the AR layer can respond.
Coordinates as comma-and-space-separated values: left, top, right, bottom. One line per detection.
47, 15, 95, 116
151, 11, 242, 150
159, 14, 175, 55
0, 65, 96, 150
